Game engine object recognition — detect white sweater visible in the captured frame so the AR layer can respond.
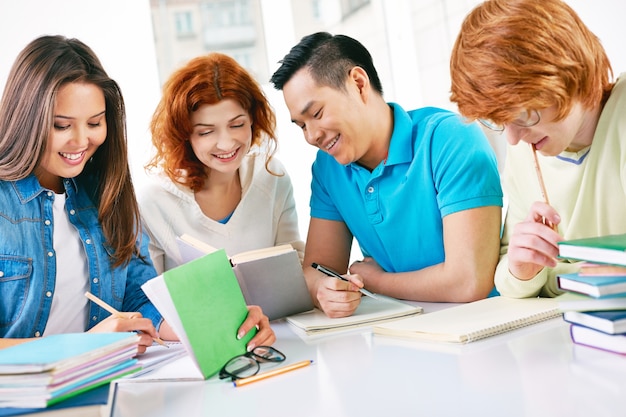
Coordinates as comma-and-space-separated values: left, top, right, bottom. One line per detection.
137, 153, 304, 274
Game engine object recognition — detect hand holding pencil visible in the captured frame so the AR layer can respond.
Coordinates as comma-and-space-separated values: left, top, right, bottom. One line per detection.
85, 292, 167, 353
502, 145, 563, 281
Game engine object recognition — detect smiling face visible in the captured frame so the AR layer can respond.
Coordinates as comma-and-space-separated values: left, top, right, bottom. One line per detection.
36, 82, 107, 193
188, 99, 252, 177
503, 102, 598, 156
282, 67, 372, 166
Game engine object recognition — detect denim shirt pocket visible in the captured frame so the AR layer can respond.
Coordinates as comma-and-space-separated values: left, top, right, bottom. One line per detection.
0, 256, 32, 327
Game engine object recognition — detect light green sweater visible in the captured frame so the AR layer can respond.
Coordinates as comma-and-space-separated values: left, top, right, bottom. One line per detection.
495, 74, 626, 298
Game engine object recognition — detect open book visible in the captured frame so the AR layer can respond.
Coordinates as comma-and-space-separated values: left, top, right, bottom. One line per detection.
141, 249, 254, 379
372, 296, 560, 343
286, 295, 422, 335
176, 234, 314, 320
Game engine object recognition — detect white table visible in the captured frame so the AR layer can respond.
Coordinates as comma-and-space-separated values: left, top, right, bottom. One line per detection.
108, 302, 626, 417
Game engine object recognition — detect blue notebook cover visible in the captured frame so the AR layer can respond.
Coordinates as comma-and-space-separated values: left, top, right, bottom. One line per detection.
0, 332, 138, 373
557, 272, 626, 298
0, 383, 110, 416
564, 310, 626, 334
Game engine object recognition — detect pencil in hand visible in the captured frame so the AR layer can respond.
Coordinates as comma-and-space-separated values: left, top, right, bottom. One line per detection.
84, 291, 168, 348
530, 143, 557, 232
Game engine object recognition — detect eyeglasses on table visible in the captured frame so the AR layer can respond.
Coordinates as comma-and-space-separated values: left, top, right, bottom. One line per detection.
219, 346, 286, 381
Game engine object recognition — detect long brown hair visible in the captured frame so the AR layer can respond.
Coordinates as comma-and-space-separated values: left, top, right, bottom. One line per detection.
0, 35, 142, 267
147, 53, 279, 191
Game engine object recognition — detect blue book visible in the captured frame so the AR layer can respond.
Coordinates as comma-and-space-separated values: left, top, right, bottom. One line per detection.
564, 310, 626, 334
0, 383, 109, 416
0, 332, 138, 374
557, 272, 626, 298
0, 333, 140, 408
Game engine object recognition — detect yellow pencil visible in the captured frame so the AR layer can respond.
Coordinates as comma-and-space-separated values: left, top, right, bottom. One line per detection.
233, 360, 313, 387
84, 291, 168, 348
530, 143, 557, 231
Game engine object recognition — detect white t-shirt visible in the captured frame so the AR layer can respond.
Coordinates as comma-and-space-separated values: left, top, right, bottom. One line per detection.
44, 192, 89, 335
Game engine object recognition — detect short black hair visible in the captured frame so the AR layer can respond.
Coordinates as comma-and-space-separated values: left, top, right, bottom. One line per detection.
270, 32, 383, 95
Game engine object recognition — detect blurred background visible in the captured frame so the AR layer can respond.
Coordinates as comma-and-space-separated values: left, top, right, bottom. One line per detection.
1, 0, 624, 241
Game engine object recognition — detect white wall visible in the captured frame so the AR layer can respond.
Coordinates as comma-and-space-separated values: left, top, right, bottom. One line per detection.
0, 0, 161, 178
1, 0, 624, 243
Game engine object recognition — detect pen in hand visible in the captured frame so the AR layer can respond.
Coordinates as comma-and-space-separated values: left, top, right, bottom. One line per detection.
84, 291, 168, 348
311, 263, 378, 299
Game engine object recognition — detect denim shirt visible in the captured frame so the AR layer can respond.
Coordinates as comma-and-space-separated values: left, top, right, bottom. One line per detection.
0, 174, 162, 338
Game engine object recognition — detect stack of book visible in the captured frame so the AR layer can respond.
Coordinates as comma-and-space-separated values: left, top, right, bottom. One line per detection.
0, 332, 140, 409
557, 233, 626, 355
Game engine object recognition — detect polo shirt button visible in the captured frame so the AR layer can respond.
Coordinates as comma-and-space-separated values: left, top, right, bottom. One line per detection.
367, 186, 375, 193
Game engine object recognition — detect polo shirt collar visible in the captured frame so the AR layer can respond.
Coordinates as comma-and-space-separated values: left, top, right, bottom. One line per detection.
384, 102, 414, 167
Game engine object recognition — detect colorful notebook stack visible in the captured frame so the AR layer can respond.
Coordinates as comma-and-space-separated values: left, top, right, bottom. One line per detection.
0, 332, 140, 408
557, 233, 626, 355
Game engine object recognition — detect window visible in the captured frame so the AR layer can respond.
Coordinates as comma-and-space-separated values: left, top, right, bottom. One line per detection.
340, 0, 369, 18
175, 11, 194, 37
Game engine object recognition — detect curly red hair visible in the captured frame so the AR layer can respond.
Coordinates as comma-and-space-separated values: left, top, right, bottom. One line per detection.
147, 53, 278, 191
450, 0, 613, 124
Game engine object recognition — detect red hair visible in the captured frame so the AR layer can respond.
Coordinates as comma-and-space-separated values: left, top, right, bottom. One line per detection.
450, 0, 613, 124
147, 53, 278, 191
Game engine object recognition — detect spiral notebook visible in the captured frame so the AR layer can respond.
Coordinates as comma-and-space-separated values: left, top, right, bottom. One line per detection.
372, 296, 560, 343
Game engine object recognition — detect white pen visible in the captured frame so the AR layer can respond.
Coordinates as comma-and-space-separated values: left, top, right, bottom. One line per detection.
311, 263, 379, 299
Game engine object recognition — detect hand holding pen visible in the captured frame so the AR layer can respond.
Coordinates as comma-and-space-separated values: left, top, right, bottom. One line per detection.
312, 263, 378, 299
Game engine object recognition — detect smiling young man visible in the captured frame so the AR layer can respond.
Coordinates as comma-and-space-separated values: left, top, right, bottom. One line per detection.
271, 32, 503, 317
450, 0, 626, 298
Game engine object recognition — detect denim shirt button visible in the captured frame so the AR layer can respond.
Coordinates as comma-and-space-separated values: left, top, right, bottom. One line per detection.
46, 291, 52, 297
35, 331, 41, 337
69, 209, 76, 215
93, 277, 99, 284
92, 316, 98, 322
0, 271, 3, 278
46, 191, 53, 197
47, 251, 54, 257
44, 219, 51, 226
85, 239, 92, 245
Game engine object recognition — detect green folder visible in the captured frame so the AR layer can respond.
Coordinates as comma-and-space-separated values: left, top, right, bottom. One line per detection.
558, 233, 626, 265
162, 249, 255, 379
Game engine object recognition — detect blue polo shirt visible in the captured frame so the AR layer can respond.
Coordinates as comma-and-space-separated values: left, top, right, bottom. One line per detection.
310, 103, 502, 273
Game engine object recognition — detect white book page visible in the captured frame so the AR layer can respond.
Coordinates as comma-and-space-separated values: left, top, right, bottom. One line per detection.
141, 277, 202, 374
